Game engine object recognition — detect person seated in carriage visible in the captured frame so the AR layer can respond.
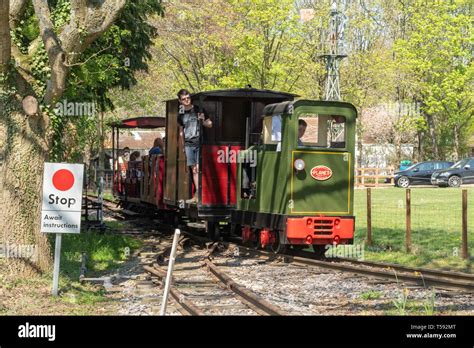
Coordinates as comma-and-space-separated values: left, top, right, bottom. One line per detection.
149, 137, 164, 156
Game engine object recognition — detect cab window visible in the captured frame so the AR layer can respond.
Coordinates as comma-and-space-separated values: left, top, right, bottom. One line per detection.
263, 115, 282, 144
297, 113, 346, 148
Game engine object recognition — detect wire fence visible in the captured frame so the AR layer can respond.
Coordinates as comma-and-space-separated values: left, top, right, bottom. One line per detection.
354, 187, 473, 262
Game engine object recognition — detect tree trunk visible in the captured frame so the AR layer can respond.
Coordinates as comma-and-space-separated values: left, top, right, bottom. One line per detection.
394, 133, 402, 166
425, 113, 439, 160
453, 125, 460, 161
1, 0, 127, 277
1, 0, 51, 275
0, 108, 53, 275
356, 115, 364, 168
0, 0, 10, 74
417, 130, 424, 161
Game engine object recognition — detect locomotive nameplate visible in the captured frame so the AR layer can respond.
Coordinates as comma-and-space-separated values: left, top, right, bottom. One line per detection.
310, 165, 333, 181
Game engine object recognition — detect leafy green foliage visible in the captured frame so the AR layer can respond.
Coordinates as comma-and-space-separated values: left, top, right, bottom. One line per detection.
394, 0, 473, 159
152, 0, 319, 95
11, 0, 164, 161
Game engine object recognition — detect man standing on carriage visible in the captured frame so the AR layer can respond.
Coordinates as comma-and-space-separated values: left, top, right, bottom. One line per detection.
177, 89, 213, 203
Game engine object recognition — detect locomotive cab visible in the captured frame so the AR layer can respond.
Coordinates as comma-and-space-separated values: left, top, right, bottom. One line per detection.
163, 88, 296, 237
233, 100, 357, 255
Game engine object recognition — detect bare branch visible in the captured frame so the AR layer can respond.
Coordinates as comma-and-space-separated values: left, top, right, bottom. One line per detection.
162, 44, 196, 91
63, 44, 112, 67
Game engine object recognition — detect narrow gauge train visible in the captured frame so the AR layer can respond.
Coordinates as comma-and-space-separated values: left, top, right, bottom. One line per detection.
111, 88, 357, 254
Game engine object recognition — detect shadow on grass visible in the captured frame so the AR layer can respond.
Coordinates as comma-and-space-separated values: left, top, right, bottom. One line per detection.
49, 232, 142, 281
354, 227, 473, 272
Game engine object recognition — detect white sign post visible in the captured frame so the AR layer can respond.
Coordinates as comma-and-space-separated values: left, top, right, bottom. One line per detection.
41, 163, 84, 296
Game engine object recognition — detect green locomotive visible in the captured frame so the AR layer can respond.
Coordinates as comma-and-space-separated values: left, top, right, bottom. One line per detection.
232, 99, 357, 255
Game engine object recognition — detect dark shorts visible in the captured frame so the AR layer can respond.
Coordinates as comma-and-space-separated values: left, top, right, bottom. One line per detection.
185, 146, 200, 166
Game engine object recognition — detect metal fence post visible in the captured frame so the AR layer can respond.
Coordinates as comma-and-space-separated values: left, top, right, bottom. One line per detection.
52, 234, 62, 296
160, 229, 181, 316
406, 188, 411, 253
367, 188, 372, 246
462, 189, 469, 260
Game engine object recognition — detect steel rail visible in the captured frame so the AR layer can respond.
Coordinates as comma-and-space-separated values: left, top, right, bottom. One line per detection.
233, 244, 474, 293
204, 258, 286, 316
292, 249, 474, 283
143, 265, 204, 316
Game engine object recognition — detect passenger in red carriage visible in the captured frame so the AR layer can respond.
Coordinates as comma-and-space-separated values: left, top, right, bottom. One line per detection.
130, 151, 141, 161
177, 89, 213, 204
149, 137, 164, 155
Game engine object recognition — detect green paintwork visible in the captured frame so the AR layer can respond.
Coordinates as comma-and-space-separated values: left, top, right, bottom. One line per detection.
236, 100, 357, 217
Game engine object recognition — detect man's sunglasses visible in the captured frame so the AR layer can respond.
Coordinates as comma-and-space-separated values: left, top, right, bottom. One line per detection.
180, 96, 191, 101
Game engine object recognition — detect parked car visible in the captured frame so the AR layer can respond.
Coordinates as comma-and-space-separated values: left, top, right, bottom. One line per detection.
431, 157, 474, 187
394, 161, 454, 188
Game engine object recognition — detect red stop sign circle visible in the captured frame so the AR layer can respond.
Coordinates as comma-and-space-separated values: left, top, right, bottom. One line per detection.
52, 169, 75, 191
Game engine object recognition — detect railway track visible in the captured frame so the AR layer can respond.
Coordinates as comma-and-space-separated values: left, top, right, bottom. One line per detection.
142, 240, 286, 315
85, 195, 139, 220
229, 244, 474, 293
93, 198, 473, 315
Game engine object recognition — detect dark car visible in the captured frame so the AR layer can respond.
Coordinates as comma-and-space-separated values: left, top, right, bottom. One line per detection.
394, 161, 454, 188
431, 157, 474, 187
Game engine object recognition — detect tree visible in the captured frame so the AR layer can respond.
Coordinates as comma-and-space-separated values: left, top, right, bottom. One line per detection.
0, 0, 161, 275
152, 0, 317, 95
394, 0, 473, 160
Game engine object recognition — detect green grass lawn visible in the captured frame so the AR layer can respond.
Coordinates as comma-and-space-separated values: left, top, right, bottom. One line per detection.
45, 231, 142, 306
352, 187, 474, 272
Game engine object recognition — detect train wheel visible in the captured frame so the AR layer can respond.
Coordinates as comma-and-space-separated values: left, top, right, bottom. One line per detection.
312, 245, 327, 258
270, 233, 287, 254
249, 230, 260, 250
206, 221, 221, 241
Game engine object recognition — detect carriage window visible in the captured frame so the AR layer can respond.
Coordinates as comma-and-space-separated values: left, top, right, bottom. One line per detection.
263, 115, 282, 144
298, 114, 346, 148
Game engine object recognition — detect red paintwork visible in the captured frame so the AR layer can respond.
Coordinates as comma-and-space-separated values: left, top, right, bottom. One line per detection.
242, 225, 253, 243
286, 216, 354, 245
124, 161, 142, 198
113, 161, 127, 196
259, 228, 276, 248
201, 145, 242, 206
310, 165, 333, 181
118, 117, 166, 129
153, 155, 165, 209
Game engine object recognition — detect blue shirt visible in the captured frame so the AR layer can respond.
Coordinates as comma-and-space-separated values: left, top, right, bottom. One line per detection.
149, 147, 162, 155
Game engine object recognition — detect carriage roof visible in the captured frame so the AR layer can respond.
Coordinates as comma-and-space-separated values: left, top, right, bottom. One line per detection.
165, 88, 298, 101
